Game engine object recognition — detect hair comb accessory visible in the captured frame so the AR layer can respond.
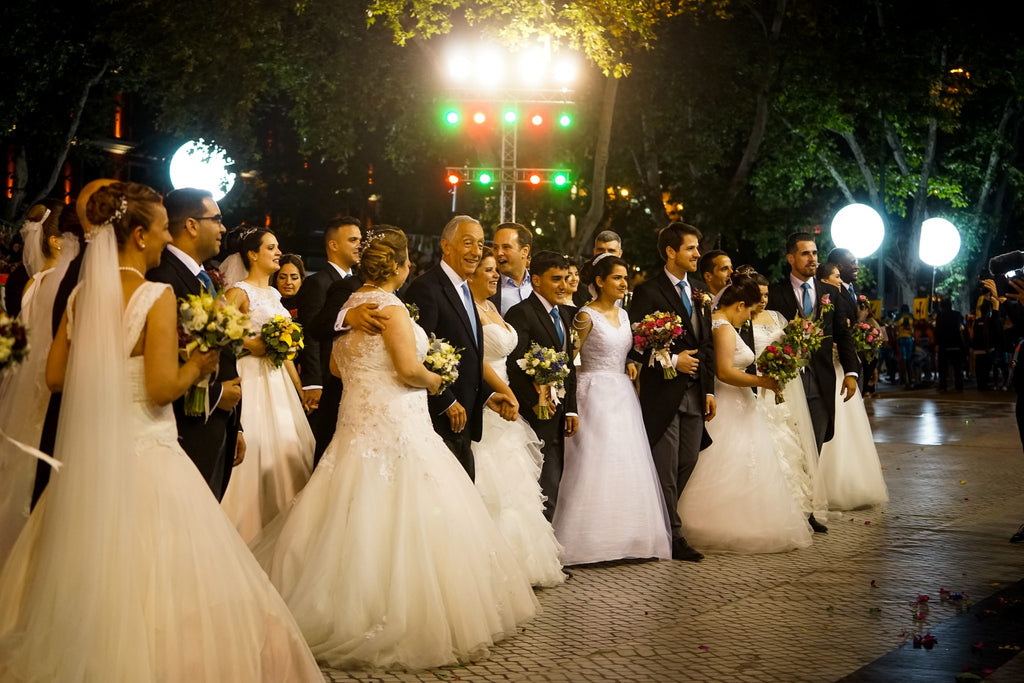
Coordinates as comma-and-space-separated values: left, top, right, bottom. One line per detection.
592, 253, 615, 265
357, 229, 387, 259
238, 226, 259, 241
111, 195, 128, 223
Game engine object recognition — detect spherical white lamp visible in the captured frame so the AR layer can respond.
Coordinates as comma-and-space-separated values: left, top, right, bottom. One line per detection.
918, 217, 961, 267
169, 139, 236, 201
831, 203, 884, 258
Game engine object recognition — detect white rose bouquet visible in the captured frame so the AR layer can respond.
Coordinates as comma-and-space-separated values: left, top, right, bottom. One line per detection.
423, 334, 462, 394
516, 342, 571, 420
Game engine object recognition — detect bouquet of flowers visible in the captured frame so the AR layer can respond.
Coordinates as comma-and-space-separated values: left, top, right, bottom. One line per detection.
819, 293, 834, 314
516, 342, 571, 420
852, 321, 883, 361
261, 315, 304, 368
755, 343, 805, 404
0, 311, 29, 374
178, 291, 254, 416
423, 334, 461, 394
782, 316, 825, 357
631, 311, 685, 379
405, 302, 420, 322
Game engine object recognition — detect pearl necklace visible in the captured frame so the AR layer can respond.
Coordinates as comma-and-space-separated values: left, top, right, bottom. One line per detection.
119, 266, 145, 278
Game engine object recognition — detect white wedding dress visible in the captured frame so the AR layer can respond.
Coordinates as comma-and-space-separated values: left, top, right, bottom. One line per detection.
678, 320, 813, 554
0, 267, 57, 559
819, 355, 889, 510
473, 320, 565, 587
0, 280, 321, 682
222, 281, 314, 542
751, 311, 829, 519
251, 290, 537, 671
553, 306, 671, 565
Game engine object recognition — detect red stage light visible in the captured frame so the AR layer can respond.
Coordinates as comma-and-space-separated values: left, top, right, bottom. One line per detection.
447, 174, 460, 185
529, 173, 541, 185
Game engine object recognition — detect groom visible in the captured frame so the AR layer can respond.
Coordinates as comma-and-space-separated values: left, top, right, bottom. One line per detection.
767, 231, 860, 454
628, 222, 716, 562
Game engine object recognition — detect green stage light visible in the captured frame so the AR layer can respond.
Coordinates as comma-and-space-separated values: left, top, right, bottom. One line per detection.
445, 111, 459, 125
478, 172, 492, 185
504, 110, 517, 123
553, 173, 568, 187
558, 114, 572, 127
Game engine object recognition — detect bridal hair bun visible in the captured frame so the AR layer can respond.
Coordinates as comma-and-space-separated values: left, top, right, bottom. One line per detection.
717, 273, 761, 308
359, 226, 407, 284
85, 181, 162, 245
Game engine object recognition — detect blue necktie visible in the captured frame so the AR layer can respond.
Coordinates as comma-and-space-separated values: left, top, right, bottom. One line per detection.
197, 270, 215, 294
678, 280, 693, 317
460, 281, 478, 338
801, 282, 813, 317
550, 305, 565, 347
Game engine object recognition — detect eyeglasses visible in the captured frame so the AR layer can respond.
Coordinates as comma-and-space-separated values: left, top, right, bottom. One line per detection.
192, 215, 223, 224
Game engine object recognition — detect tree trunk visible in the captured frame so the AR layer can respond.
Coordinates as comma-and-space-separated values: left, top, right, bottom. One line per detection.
573, 75, 619, 256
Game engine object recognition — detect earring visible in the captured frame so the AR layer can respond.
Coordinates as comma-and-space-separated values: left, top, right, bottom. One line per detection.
140, 241, 146, 248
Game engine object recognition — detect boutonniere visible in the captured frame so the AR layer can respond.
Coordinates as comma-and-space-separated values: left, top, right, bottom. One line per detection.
405, 302, 420, 322
569, 327, 580, 352
819, 293, 834, 314
857, 294, 868, 305
692, 288, 713, 309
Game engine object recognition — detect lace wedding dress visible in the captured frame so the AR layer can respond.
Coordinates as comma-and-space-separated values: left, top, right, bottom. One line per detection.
473, 320, 565, 587
222, 281, 314, 542
553, 306, 671, 565
251, 290, 537, 671
751, 311, 829, 519
0, 280, 321, 682
677, 320, 813, 554
819, 355, 889, 510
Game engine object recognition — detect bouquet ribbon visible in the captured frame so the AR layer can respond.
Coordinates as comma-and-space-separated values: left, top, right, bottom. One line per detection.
534, 383, 561, 420
650, 347, 678, 380
1, 425, 62, 471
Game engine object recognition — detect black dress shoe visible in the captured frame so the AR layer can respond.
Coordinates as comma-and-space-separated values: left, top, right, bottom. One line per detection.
672, 537, 704, 562
1011, 524, 1024, 543
808, 514, 828, 533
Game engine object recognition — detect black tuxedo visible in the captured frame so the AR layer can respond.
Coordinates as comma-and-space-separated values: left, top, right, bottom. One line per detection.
3, 263, 29, 318
766, 276, 860, 450
146, 249, 240, 499
295, 264, 345, 389
628, 271, 715, 541
308, 272, 362, 464
405, 263, 492, 480
505, 293, 578, 521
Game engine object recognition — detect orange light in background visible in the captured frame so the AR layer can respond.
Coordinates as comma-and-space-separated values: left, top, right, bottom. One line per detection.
6, 149, 13, 199
62, 162, 72, 204
531, 114, 543, 126
113, 93, 123, 139
473, 111, 486, 124
529, 173, 541, 185
447, 173, 460, 185
265, 214, 271, 227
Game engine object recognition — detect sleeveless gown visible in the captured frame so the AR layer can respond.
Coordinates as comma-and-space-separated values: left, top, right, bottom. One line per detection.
251, 290, 537, 671
0, 267, 57, 559
0, 281, 322, 682
473, 320, 565, 587
222, 281, 314, 542
678, 319, 813, 554
553, 306, 671, 565
751, 311, 830, 519
818, 355, 889, 510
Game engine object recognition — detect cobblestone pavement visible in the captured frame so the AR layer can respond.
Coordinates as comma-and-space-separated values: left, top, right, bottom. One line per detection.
323, 395, 1024, 682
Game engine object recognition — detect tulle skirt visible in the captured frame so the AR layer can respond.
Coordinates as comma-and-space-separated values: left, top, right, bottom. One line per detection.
678, 383, 813, 554
819, 360, 889, 510
553, 371, 671, 565
474, 408, 565, 586
251, 388, 538, 671
222, 355, 314, 542
0, 433, 321, 682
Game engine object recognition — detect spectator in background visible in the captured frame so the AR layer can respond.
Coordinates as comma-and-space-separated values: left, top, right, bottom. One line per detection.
274, 253, 306, 317
934, 298, 966, 392
593, 230, 623, 257
895, 304, 916, 387
971, 280, 1002, 391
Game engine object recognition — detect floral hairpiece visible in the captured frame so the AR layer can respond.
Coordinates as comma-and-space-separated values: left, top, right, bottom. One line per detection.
238, 226, 260, 241
358, 229, 387, 259
111, 195, 128, 223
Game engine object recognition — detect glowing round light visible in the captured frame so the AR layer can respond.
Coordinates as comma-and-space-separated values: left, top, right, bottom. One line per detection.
478, 172, 492, 185
619, 187, 630, 198
447, 174, 460, 185
444, 110, 460, 125
447, 52, 472, 82
472, 111, 486, 124
553, 173, 568, 187
503, 110, 517, 123
518, 47, 546, 85
529, 174, 541, 185
169, 139, 236, 201
476, 48, 504, 88
558, 114, 572, 127
919, 217, 961, 267
531, 114, 543, 126
552, 58, 578, 85
830, 203, 884, 258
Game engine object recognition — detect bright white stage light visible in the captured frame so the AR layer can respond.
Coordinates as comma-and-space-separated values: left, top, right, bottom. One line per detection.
918, 217, 961, 267
552, 57, 578, 85
830, 203, 884, 258
518, 47, 546, 85
446, 51, 472, 83
169, 139, 235, 201
476, 47, 504, 88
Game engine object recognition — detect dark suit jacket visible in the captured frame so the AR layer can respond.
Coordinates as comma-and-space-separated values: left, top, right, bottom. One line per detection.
504, 293, 578, 430
3, 263, 29, 318
627, 271, 716, 445
147, 249, 240, 498
405, 264, 491, 442
295, 265, 345, 388
766, 276, 860, 442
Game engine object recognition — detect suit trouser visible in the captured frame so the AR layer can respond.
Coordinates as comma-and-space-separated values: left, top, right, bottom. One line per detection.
442, 429, 475, 482
311, 380, 342, 467
651, 403, 704, 541
803, 371, 829, 453
529, 414, 565, 522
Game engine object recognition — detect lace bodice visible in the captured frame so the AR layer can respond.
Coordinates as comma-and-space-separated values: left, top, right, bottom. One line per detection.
712, 318, 755, 369
333, 290, 427, 389
233, 280, 289, 328
751, 310, 788, 357
482, 322, 518, 383
579, 306, 632, 374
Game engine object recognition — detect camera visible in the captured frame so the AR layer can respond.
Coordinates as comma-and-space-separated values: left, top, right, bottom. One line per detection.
988, 251, 1024, 295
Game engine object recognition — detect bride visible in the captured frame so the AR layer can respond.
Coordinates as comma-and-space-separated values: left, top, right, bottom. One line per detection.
677, 274, 813, 554
251, 228, 537, 671
222, 228, 315, 541
467, 246, 565, 587
0, 181, 320, 681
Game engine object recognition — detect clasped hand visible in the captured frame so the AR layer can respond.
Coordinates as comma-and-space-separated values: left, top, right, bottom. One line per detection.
675, 349, 700, 375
